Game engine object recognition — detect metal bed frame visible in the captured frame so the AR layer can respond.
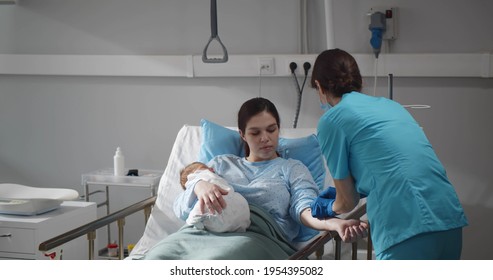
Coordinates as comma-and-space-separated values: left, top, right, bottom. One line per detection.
39, 196, 372, 260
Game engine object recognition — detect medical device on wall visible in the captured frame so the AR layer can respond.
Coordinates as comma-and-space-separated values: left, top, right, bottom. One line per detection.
368, 7, 398, 56
368, 8, 397, 96
202, 0, 228, 63
369, 12, 386, 59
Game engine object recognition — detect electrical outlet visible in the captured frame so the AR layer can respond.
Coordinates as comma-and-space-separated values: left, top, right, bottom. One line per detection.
368, 7, 398, 40
286, 60, 314, 76
258, 57, 275, 75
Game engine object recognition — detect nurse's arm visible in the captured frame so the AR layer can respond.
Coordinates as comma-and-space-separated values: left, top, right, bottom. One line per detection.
333, 175, 360, 214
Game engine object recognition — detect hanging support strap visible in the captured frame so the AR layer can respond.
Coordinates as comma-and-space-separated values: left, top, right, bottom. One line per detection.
202, 0, 228, 63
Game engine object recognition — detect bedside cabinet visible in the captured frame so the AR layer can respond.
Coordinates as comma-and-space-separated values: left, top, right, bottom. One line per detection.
0, 201, 96, 260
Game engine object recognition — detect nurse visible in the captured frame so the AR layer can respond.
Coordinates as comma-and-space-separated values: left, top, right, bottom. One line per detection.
310, 48, 468, 259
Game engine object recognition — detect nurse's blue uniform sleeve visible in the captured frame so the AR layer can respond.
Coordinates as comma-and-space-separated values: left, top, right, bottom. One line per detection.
317, 117, 350, 180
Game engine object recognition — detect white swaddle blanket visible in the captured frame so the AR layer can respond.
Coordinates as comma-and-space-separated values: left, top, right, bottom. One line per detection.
185, 169, 251, 233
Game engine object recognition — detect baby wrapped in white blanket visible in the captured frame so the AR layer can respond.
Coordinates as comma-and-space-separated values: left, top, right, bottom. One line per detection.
180, 162, 251, 233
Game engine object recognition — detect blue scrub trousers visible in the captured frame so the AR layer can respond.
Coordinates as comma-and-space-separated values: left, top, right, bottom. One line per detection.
376, 227, 463, 260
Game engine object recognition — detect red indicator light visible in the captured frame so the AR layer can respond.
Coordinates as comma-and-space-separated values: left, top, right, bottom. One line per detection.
386, 9, 393, 18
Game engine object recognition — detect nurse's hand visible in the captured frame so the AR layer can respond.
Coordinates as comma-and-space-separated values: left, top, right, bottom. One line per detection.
194, 180, 229, 215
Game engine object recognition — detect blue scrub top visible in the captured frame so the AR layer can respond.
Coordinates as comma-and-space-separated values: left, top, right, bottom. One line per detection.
317, 91, 468, 254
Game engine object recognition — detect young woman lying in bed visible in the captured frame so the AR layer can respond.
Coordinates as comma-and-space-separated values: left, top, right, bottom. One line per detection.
142, 97, 367, 260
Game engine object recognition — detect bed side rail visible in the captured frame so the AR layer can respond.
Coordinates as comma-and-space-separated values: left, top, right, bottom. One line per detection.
289, 201, 371, 260
38, 196, 156, 260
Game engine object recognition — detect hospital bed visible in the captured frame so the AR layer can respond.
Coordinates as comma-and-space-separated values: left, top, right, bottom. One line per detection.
39, 121, 371, 260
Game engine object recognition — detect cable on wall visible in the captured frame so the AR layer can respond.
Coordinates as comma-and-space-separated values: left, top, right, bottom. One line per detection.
373, 56, 379, 96
290, 61, 311, 128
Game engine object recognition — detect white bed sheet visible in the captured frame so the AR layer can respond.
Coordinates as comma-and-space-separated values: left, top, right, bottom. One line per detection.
128, 124, 353, 259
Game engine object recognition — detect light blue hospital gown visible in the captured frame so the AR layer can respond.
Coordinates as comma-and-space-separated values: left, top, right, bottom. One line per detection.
174, 155, 319, 242
317, 91, 468, 255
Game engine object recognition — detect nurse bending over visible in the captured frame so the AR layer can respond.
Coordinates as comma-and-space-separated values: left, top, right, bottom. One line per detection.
310, 48, 468, 260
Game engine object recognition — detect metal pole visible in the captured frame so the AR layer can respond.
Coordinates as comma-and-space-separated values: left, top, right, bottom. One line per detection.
335, 238, 342, 259
388, 73, 393, 100
87, 231, 96, 260
352, 242, 358, 260
367, 226, 373, 260
117, 218, 125, 259
106, 185, 110, 246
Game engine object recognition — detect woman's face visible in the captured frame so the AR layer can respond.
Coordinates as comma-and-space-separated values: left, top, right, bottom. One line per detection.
240, 111, 279, 162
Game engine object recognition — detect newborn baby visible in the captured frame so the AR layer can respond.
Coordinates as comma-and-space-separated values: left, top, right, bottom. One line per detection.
179, 162, 251, 232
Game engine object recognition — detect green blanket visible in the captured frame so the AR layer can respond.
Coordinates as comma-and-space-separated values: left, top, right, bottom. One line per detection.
143, 205, 297, 260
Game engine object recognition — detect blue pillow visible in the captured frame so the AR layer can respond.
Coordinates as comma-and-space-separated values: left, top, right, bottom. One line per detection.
198, 119, 325, 190
198, 119, 245, 163
278, 135, 326, 190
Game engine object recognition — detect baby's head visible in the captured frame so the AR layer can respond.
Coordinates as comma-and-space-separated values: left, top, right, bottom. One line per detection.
179, 162, 211, 190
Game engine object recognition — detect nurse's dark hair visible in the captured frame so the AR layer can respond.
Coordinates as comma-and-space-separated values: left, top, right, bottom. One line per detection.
237, 97, 280, 156
311, 48, 362, 98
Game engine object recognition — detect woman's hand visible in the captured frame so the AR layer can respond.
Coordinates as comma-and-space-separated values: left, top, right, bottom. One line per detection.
332, 219, 368, 243
194, 180, 229, 215
300, 209, 368, 243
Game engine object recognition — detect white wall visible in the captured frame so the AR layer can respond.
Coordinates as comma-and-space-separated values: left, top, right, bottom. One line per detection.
1, 0, 492, 259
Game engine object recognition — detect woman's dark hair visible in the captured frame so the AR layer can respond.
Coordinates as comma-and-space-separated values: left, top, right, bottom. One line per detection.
310, 48, 362, 98
237, 97, 280, 156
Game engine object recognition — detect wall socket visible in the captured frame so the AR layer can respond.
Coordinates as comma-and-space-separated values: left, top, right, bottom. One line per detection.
258, 57, 275, 75
286, 60, 314, 76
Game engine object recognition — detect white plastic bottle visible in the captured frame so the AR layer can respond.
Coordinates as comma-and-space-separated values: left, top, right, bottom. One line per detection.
113, 147, 125, 176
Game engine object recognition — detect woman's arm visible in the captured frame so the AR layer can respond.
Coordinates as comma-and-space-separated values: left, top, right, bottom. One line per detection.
173, 177, 229, 220
286, 160, 365, 242
333, 175, 360, 214
173, 182, 199, 220
300, 208, 367, 243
